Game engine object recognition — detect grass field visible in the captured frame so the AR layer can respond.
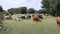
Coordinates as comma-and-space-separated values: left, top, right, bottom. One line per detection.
0, 14, 60, 34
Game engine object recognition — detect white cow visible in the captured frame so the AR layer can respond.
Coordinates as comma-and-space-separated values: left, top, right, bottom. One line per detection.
15, 16, 23, 21
4, 16, 11, 19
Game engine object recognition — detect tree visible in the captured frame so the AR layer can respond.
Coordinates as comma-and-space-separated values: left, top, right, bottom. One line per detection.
3, 10, 9, 15
7, 8, 21, 15
42, 0, 50, 14
19, 7, 27, 14
27, 8, 35, 14
56, 1, 60, 16
14, 8, 20, 14
7, 7, 27, 14
7, 8, 15, 15
38, 9, 47, 14
0, 5, 4, 24
0, 6, 3, 12
42, 0, 58, 16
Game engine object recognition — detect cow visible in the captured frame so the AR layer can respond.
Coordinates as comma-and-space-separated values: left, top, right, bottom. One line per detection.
4, 15, 12, 19
20, 16, 26, 19
32, 14, 36, 17
38, 14, 43, 19
15, 18, 22, 21
32, 14, 41, 22
0, 24, 6, 31
27, 15, 31, 19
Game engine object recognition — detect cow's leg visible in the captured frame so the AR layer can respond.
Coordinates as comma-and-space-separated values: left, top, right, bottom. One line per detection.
38, 19, 41, 22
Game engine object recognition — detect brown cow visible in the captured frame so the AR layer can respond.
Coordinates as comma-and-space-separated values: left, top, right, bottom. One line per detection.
32, 14, 41, 22
56, 16, 60, 25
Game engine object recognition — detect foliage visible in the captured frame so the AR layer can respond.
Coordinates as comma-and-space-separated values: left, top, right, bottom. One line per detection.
7, 8, 14, 15
6, 6, 37, 14
3, 10, 9, 15
0, 6, 3, 12
7, 7, 27, 14
41, 0, 59, 16
27, 8, 35, 14
0, 5, 4, 24
7, 8, 20, 15
18, 7, 27, 14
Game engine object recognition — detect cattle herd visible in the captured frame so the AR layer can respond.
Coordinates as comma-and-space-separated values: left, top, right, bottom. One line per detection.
4, 14, 44, 22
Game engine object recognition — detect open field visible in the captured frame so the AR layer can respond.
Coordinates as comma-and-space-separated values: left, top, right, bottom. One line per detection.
0, 14, 60, 34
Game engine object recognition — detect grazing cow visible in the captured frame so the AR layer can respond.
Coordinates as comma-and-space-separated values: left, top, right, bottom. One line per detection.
27, 15, 31, 19
20, 16, 26, 19
4, 15, 12, 19
4, 16, 9, 19
15, 18, 22, 21
32, 14, 41, 22
32, 14, 36, 17
0, 24, 3, 30
56, 17, 60, 25
44, 14, 48, 16
33, 15, 39, 21
38, 14, 43, 19
0, 24, 6, 31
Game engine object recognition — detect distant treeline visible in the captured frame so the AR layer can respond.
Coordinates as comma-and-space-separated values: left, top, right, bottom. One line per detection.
0, 6, 45, 15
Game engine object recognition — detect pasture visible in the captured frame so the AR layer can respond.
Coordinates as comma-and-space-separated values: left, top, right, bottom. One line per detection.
0, 14, 60, 34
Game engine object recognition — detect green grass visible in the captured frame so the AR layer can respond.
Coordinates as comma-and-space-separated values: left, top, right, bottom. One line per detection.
0, 15, 60, 34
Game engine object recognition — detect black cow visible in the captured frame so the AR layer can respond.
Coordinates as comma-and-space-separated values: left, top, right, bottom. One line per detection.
27, 15, 31, 19
20, 16, 26, 19
38, 15, 43, 19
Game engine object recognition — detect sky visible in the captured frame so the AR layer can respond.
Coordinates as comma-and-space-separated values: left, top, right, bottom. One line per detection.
0, 0, 42, 10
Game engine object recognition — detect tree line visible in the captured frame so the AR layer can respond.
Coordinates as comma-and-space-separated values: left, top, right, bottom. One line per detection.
0, 6, 43, 15
1, 0, 60, 17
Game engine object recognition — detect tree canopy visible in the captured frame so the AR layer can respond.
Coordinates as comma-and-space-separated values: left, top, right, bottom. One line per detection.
0, 6, 3, 12
27, 8, 35, 14
42, 0, 60, 16
18, 7, 27, 14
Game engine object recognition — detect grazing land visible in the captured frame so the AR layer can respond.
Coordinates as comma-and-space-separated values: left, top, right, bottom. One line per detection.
0, 14, 60, 34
